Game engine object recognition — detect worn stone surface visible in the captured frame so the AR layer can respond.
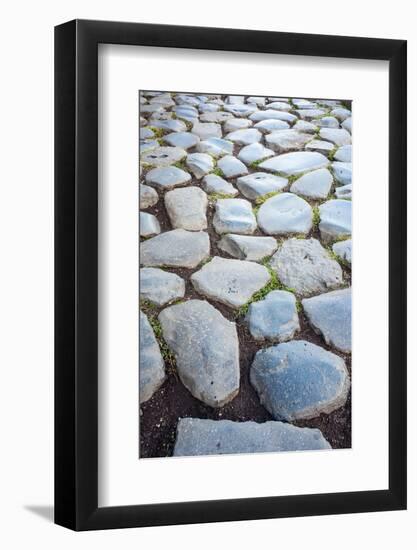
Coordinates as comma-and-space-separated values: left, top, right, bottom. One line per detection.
165, 186, 208, 231
224, 118, 253, 132
319, 128, 351, 146
236, 172, 288, 200
237, 142, 274, 165
265, 130, 313, 153
159, 300, 239, 407
332, 161, 352, 186
334, 144, 352, 162
319, 199, 352, 241
151, 118, 187, 133
302, 288, 352, 353
218, 234, 277, 261
163, 131, 199, 149
140, 212, 161, 237
213, 198, 257, 235
139, 311, 165, 404
254, 119, 291, 133
293, 120, 319, 133
270, 238, 344, 296
250, 109, 297, 123
259, 151, 329, 175
186, 152, 214, 178
335, 184, 352, 199
141, 146, 187, 167
217, 155, 249, 178
225, 128, 262, 146
202, 174, 238, 196
251, 340, 350, 420
140, 268, 185, 306
313, 116, 340, 129
192, 121, 222, 139
290, 168, 333, 200
140, 229, 210, 268
333, 239, 352, 264
295, 108, 326, 119
191, 256, 271, 309
257, 193, 313, 236
173, 418, 331, 456
145, 166, 191, 189
342, 117, 352, 133
305, 139, 334, 154
196, 137, 234, 157
140, 183, 159, 208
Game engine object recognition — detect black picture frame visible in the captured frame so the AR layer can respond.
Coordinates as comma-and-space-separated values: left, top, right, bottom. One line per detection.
55, 19, 407, 531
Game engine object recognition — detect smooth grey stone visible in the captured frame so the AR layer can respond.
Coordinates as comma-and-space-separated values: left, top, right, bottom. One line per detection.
175, 94, 201, 106
312, 116, 340, 128
237, 143, 274, 165
250, 109, 297, 123
266, 101, 292, 111
224, 118, 253, 132
259, 151, 329, 175
192, 121, 222, 139
140, 229, 210, 268
257, 193, 312, 236
265, 130, 313, 153
196, 138, 234, 158
332, 161, 352, 185
141, 146, 187, 167
251, 340, 350, 421
163, 131, 199, 149
140, 104, 165, 115
332, 239, 352, 264
236, 172, 288, 200
159, 300, 239, 407
223, 103, 258, 117
247, 96, 266, 106
139, 183, 159, 208
140, 127, 154, 139
173, 105, 199, 119
319, 128, 351, 146
173, 418, 331, 456
341, 117, 352, 133
319, 199, 352, 241
150, 111, 173, 121
140, 268, 185, 306
254, 119, 291, 133
305, 140, 334, 154
290, 168, 333, 200
330, 107, 351, 121
334, 144, 352, 162
292, 99, 318, 109
302, 288, 352, 353
270, 238, 344, 296
246, 290, 300, 342
149, 96, 175, 108
198, 102, 220, 113
139, 311, 165, 404
268, 97, 289, 102
217, 155, 249, 178
225, 95, 245, 104
145, 166, 191, 189
140, 139, 159, 153
213, 198, 256, 234
165, 186, 208, 231
191, 256, 271, 309
186, 153, 214, 178
218, 234, 278, 261
335, 184, 352, 199
317, 99, 341, 108
140, 212, 161, 237
202, 174, 238, 196
200, 111, 234, 123
295, 109, 326, 119
225, 128, 262, 145
151, 118, 187, 133
292, 120, 319, 133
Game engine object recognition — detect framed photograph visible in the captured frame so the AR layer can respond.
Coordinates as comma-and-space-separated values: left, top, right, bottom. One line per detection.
55, 19, 407, 530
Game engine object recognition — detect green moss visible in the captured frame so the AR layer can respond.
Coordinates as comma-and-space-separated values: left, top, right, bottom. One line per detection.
249, 157, 271, 169
147, 315, 177, 374
148, 126, 165, 139
173, 160, 188, 171
312, 206, 321, 228
211, 167, 224, 177
208, 192, 235, 202
255, 190, 281, 206
296, 300, 302, 313
328, 147, 338, 161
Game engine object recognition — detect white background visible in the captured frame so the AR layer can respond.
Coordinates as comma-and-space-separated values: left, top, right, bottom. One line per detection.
99, 45, 389, 506
0, 0, 415, 548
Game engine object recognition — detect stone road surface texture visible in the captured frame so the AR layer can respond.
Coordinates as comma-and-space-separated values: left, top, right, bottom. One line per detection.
139, 92, 352, 458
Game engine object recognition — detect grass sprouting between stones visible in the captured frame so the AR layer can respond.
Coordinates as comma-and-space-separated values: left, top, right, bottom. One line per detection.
255, 190, 282, 206
211, 166, 224, 177
147, 312, 177, 377
312, 206, 321, 228
208, 192, 235, 202
147, 126, 166, 139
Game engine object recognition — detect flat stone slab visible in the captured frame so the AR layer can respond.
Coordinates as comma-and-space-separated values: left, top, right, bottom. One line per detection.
237, 143, 274, 165
213, 198, 257, 235
151, 119, 187, 133
217, 155, 249, 178
302, 288, 352, 353
223, 103, 258, 117
250, 340, 350, 421
196, 138, 234, 158
319, 199, 352, 241
293, 120, 318, 133
334, 144, 352, 162
200, 111, 234, 123
202, 174, 238, 196
140, 139, 159, 154
305, 140, 334, 154
186, 153, 214, 178
225, 128, 262, 146
257, 193, 312, 236
224, 118, 253, 132
140, 183, 159, 208
295, 108, 326, 119
266, 101, 292, 111
237, 173, 288, 200
313, 116, 340, 129
163, 131, 199, 149
140, 268, 185, 306
254, 119, 290, 133
290, 168, 333, 200
265, 130, 313, 153
342, 117, 352, 133
173, 418, 331, 456
140, 229, 210, 268
145, 166, 191, 189
270, 238, 344, 296
140, 212, 161, 237
246, 290, 300, 342
259, 151, 329, 176
250, 109, 297, 123
139, 311, 165, 404
330, 107, 351, 121
333, 239, 352, 264
165, 186, 208, 231
218, 234, 277, 261
141, 146, 187, 168
159, 300, 239, 407
192, 121, 222, 139
292, 99, 318, 109
332, 161, 352, 185
191, 256, 271, 309
319, 128, 351, 146
335, 184, 352, 199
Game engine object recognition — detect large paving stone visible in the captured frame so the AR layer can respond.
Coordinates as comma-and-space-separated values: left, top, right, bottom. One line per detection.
165, 187, 208, 231
266, 101, 292, 111
254, 119, 291, 133
141, 146, 187, 167
342, 117, 352, 133
292, 120, 319, 133
259, 151, 329, 175
139, 311, 165, 404
312, 116, 340, 129
173, 418, 331, 456
140, 268, 185, 306
305, 140, 334, 154
223, 103, 258, 117
218, 234, 278, 261
250, 109, 297, 123
332, 239, 352, 264
151, 118, 187, 133
292, 99, 318, 109
163, 131, 199, 149
186, 153, 214, 178
332, 161, 352, 185
196, 138, 234, 158
270, 238, 344, 296
202, 174, 238, 196
237, 172, 288, 200
295, 108, 326, 119
140, 139, 159, 154
334, 144, 352, 162
200, 111, 234, 123
250, 340, 350, 420
217, 155, 249, 178
158, 300, 239, 407
140, 229, 210, 268
191, 256, 271, 309
257, 193, 312, 236
237, 143, 274, 165
225, 128, 262, 145
140, 212, 161, 237
140, 183, 158, 209
213, 198, 257, 235
290, 168, 333, 200
319, 199, 352, 241
192, 121, 222, 139
319, 128, 351, 146
330, 107, 351, 121
335, 184, 352, 199
224, 118, 253, 132
302, 288, 352, 353
145, 166, 191, 189
265, 130, 313, 153
246, 290, 300, 342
